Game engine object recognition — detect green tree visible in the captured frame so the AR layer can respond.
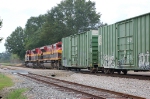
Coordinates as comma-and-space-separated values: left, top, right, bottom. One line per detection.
0, 51, 11, 63
38, 8, 69, 45
0, 18, 2, 28
5, 27, 25, 59
38, 0, 101, 45
56, 0, 101, 32
24, 15, 46, 50
0, 18, 3, 41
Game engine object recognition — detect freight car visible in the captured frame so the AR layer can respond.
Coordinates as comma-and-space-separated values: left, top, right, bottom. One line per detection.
98, 12, 150, 74
62, 30, 98, 72
25, 12, 150, 74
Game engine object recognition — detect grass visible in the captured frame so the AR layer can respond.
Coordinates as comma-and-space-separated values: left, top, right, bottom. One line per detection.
6, 88, 27, 99
0, 63, 14, 66
0, 73, 13, 90
0, 73, 27, 99
0, 63, 24, 67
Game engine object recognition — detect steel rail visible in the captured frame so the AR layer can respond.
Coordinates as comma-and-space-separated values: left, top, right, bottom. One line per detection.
18, 73, 145, 99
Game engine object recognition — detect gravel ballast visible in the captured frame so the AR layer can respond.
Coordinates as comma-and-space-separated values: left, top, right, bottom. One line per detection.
0, 68, 83, 99
0, 66, 150, 98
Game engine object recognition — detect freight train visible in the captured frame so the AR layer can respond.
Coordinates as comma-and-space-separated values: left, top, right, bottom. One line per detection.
25, 12, 150, 74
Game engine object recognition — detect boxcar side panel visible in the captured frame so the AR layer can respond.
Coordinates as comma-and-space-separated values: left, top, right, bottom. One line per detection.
116, 13, 150, 70
62, 30, 98, 69
98, 24, 117, 68
62, 37, 72, 67
133, 14, 150, 70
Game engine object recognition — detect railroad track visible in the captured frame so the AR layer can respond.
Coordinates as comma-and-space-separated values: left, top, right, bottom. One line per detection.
18, 73, 145, 99
3, 66, 150, 80
74, 70, 150, 80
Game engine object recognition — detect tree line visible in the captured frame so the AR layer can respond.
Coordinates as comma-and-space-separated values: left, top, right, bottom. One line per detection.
5, 0, 104, 60
0, 52, 21, 63
0, 18, 3, 41
0, 52, 11, 63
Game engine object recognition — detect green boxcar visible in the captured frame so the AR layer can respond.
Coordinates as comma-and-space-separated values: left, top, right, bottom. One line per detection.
62, 30, 98, 69
98, 12, 150, 72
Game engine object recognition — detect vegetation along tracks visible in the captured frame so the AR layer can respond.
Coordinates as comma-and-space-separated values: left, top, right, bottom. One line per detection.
18, 73, 145, 99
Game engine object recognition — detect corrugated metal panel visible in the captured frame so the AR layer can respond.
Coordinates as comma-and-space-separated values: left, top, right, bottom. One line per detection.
116, 13, 150, 70
117, 20, 134, 68
62, 30, 98, 68
71, 35, 78, 66
62, 36, 71, 67
132, 13, 150, 70
98, 24, 117, 68
98, 12, 150, 70
77, 32, 87, 67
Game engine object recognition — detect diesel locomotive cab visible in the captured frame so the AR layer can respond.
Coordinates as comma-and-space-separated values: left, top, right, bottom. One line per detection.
25, 50, 31, 67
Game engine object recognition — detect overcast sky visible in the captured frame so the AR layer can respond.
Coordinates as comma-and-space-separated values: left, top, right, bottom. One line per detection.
0, 0, 150, 53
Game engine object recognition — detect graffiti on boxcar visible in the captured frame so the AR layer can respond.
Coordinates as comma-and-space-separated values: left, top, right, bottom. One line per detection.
103, 55, 115, 68
139, 51, 150, 70
118, 54, 133, 66
98, 35, 102, 45
127, 38, 132, 43
63, 57, 67, 66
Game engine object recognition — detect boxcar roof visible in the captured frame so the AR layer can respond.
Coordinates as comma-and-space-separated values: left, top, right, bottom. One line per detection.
117, 12, 150, 23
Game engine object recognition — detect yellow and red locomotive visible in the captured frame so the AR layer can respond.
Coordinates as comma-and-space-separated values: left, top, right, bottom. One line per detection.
25, 42, 62, 69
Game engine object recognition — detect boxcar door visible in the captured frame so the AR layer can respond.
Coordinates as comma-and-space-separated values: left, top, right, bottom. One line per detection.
117, 20, 134, 67
71, 35, 77, 66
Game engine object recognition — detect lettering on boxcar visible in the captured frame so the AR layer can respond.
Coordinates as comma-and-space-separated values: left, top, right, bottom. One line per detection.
103, 55, 115, 68
63, 57, 67, 66
92, 30, 98, 35
98, 35, 102, 45
139, 51, 150, 70
145, 52, 149, 68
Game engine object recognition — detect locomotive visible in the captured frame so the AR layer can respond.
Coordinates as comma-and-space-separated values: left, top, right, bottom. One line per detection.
25, 42, 62, 69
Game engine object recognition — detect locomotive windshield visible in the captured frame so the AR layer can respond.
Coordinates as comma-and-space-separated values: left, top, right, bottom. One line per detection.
57, 44, 62, 47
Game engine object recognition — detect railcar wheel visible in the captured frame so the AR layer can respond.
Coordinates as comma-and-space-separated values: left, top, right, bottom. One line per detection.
75, 68, 77, 71
36, 63, 39, 68
59, 65, 63, 70
90, 69, 93, 73
109, 69, 114, 74
53, 63, 56, 69
122, 70, 127, 75
51, 63, 54, 69
65, 67, 70, 70
117, 70, 121, 74
90, 68, 98, 73
56, 62, 60, 70
104, 68, 110, 74
41, 63, 45, 69
32, 63, 36, 69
